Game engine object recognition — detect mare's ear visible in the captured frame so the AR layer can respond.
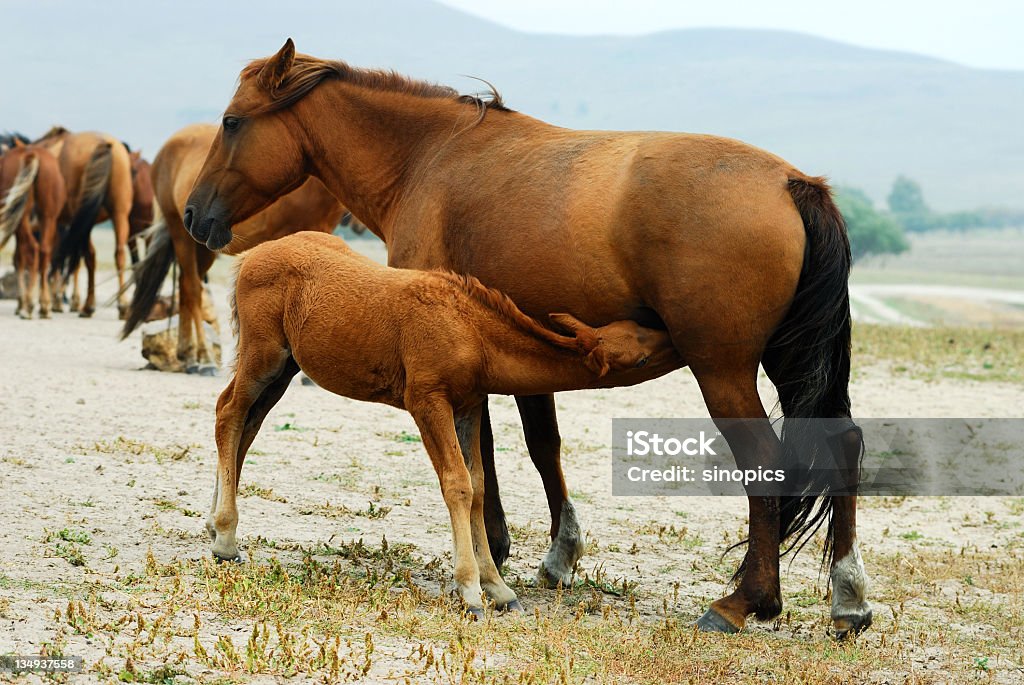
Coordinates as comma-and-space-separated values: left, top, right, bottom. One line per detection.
259, 38, 296, 91
13, 138, 25, 148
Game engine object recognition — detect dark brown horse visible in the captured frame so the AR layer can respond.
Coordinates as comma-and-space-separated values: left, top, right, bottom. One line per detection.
122, 123, 347, 373
0, 141, 67, 317
126, 148, 154, 265
184, 40, 869, 637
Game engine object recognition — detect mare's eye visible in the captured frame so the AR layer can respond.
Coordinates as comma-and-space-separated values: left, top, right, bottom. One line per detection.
635, 356, 649, 368
223, 116, 241, 132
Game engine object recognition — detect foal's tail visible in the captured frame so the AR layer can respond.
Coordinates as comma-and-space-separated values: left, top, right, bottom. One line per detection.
120, 217, 174, 339
53, 142, 113, 276
0, 153, 40, 249
761, 175, 857, 568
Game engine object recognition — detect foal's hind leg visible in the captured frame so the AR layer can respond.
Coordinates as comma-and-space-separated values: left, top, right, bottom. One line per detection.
79, 239, 97, 317
455, 405, 520, 611
208, 347, 296, 562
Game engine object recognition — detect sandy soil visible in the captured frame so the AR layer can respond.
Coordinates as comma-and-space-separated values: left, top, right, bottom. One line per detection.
1, 260, 1022, 683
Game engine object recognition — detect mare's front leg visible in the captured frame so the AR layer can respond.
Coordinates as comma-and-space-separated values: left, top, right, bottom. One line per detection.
410, 394, 484, 615
208, 348, 297, 562
455, 404, 521, 611
516, 394, 585, 587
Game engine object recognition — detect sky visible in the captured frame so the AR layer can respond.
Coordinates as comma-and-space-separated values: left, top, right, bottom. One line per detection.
437, 0, 1024, 71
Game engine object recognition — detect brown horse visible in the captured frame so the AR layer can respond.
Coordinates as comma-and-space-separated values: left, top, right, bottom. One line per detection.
0, 141, 67, 318
35, 126, 134, 317
126, 149, 154, 265
215, 231, 679, 614
122, 124, 346, 373
185, 40, 869, 637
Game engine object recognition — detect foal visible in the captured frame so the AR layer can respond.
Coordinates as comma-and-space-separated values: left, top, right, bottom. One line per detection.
211, 231, 679, 614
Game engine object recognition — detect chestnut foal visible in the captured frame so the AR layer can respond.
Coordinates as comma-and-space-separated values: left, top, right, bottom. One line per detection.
209, 231, 679, 614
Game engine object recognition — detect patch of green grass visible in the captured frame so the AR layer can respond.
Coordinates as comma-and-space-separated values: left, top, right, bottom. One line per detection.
853, 323, 1024, 383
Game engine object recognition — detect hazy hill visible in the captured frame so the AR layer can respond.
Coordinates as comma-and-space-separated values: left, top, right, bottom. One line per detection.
2, 0, 1021, 210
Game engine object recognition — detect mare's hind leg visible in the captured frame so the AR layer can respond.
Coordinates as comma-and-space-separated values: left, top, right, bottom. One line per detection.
692, 365, 784, 633
208, 345, 296, 562
516, 394, 586, 588
15, 221, 39, 319
409, 395, 483, 615
455, 405, 520, 610
79, 240, 96, 317
829, 429, 872, 638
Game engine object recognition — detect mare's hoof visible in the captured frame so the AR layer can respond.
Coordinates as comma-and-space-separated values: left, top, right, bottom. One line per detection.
695, 608, 741, 634
197, 364, 219, 377
501, 599, 525, 613
834, 609, 873, 640
465, 606, 485, 621
212, 551, 244, 564
78, 308, 94, 318
536, 561, 572, 589
300, 375, 317, 387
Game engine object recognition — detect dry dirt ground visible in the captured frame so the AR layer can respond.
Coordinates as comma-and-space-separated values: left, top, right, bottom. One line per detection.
0, 258, 1022, 684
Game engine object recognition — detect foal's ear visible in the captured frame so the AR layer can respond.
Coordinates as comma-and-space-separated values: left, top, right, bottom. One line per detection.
259, 38, 297, 91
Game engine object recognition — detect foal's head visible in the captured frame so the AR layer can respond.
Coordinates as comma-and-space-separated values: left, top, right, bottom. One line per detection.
550, 313, 675, 376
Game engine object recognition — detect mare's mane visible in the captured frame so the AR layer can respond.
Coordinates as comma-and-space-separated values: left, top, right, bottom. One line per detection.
242, 54, 511, 117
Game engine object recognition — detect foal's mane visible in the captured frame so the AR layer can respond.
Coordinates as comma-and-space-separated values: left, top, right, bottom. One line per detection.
34, 126, 69, 143
242, 54, 511, 117
437, 272, 590, 355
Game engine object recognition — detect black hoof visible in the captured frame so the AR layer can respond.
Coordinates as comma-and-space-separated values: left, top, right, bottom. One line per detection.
185, 364, 200, 375
300, 375, 317, 387
212, 552, 243, 564
501, 599, 525, 613
834, 609, 873, 640
695, 608, 741, 634
466, 606, 485, 621
78, 309, 94, 319
197, 364, 219, 377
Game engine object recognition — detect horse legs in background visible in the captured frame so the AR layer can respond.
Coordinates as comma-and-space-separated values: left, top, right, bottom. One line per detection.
36, 214, 58, 319
79, 239, 97, 317
14, 218, 39, 319
112, 208, 131, 318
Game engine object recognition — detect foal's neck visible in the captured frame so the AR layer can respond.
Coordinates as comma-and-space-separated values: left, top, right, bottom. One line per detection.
295, 84, 489, 239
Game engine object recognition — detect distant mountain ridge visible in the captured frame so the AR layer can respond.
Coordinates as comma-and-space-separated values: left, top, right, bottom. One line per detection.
2, 0, 1020, 210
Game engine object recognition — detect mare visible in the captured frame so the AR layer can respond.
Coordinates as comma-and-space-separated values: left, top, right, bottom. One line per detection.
184, 40, 868, 636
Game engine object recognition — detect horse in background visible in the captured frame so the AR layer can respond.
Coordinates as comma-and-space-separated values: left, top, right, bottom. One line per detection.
121, 123, 346, 374
34, 126, 134, 317
0, 141, 67, 318
1, 132, 31, 154
213, 231, 680, 614
126, 148, 154, 265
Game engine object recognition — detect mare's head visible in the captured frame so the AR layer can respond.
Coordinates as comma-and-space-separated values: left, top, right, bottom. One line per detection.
549, 313, 676, 377
184, 38, 311, 250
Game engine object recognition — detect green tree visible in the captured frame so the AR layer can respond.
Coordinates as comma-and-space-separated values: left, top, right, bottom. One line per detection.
887, 175, 927, 214
835, 186, 909, 262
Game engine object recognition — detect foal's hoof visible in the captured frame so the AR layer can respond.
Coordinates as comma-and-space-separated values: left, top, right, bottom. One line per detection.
212, 551, 245, 564
536, 560, 573, 589
78, 308, 94, 318
695, 608, 741, 634
300, 375, 317, 387
834, 609, 873, 640
465, 606, 485, 621
197, 364, 219, 377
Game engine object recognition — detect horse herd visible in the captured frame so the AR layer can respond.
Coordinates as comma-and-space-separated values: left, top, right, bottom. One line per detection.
0, 39, 872, 638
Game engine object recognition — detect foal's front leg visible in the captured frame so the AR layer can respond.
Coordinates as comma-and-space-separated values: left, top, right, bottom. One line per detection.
455, 405, 521, 611
410, 396, 484, 615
